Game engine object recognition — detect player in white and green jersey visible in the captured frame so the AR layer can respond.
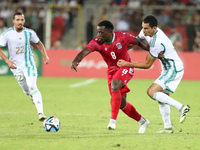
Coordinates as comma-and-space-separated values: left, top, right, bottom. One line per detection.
117, 15, 190, 133
0, 12, 49, 121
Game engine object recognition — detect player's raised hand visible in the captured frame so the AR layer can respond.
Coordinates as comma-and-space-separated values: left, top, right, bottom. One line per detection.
70, 62, 79, 72
117, 59, 128, 68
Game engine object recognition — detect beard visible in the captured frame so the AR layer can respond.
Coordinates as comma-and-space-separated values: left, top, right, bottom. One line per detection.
18, 27, 23, 30
16, 24, 23, 31
16, 27, 23, 32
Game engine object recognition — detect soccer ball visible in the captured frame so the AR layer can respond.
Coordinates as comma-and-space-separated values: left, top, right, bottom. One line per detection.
43, 116, 60, 132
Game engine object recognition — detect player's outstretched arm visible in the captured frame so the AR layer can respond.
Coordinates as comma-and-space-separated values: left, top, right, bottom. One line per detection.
118, 53, 156, 69
133, 38, 149, 51
36, 41, 49, 64
117, 59, 132, 68
70, 47, 92, 72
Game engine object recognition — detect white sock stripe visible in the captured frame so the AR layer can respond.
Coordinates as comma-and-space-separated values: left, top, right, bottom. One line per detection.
153, 92, 158, 100
31, 89, 39, 95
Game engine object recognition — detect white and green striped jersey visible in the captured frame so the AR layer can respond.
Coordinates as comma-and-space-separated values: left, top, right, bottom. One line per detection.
137, 27, 184, 72
0, 26, 40, 68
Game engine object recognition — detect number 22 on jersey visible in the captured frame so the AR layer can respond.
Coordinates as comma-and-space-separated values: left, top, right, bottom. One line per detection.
16, 46, 24, 54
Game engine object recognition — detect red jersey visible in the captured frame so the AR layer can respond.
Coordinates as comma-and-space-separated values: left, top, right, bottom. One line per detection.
86, 31, 135, 73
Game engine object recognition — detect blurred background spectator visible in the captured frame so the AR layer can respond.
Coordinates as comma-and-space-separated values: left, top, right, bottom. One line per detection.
98, 7, 108, 22
168, 26, 183, 52
192, 27, 200, 53
76, 40, 87, 51
51, 40, 65, 50
86, 16, 94, 44
51, 8, 66, 46
0, 6, 11, 20
0, 18, 7, 36
116, 14, 130, 32
128, 0, 141, 8
0, 0, 199, 51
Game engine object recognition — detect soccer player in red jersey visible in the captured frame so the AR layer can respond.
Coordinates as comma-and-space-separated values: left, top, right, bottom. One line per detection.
71, 20, 150, 133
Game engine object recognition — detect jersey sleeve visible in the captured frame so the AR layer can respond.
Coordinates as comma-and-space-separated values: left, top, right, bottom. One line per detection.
0, 34, 7, 47
85, 38, 100, 52
123, 32, 135, 44
137, 30, 145, 39
149, 42, 164, 58
30, 30, 40, 44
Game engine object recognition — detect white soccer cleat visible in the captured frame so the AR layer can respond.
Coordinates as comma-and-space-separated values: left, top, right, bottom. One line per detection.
38, 113, 46, 121
155, 128, 174, 134
107, 119, 116, 130
138, 119, 150, 133
179, 104, 190, 123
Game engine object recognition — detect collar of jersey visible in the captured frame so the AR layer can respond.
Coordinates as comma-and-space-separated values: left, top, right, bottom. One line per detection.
155, 29, 158, 35
106, 33, 115, 44
151, 29, 158, 38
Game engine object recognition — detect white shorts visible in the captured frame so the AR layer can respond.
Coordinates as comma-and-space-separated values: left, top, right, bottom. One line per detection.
11, 66, 38, 95
154, 68, 184, 93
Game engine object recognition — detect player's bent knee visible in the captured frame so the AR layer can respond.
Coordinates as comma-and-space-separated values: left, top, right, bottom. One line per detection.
147, 88, 154, 99
27, 82, 38, 91
29, 85, 38, 92
120, 100, 126, 109
111, 83, 122, 91
23, 90, 30, 95
111, 79, 123, 91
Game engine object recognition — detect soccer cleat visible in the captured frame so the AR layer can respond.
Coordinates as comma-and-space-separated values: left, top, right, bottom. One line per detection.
179, 104, 190, 123
38, 113, 46, 121
155, 128, 174, 133
107, 119, 116, 130
138, 119, 150, 133
30, 95, 34, 104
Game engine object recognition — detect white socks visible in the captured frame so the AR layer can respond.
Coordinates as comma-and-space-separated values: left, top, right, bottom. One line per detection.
159, 103, 172, 129
31, 89, 44, 114
110, 119, 116, 124
153, 92, 182, 110
138, 116, 146, 126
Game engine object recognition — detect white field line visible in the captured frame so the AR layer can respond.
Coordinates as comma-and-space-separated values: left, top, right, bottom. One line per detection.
0, 112, 198, 118
69, 79, 97, 88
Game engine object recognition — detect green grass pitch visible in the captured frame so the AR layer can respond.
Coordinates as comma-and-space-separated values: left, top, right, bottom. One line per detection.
0, 76, 199, 150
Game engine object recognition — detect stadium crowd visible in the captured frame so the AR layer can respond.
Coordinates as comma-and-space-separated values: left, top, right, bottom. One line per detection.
106, 0, 200, 51
0, 0, 199, 51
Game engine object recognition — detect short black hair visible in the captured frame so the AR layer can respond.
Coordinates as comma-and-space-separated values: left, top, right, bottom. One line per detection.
143, 15, 157, 28
13, 12, 24, 19
98, 20, 114, 30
